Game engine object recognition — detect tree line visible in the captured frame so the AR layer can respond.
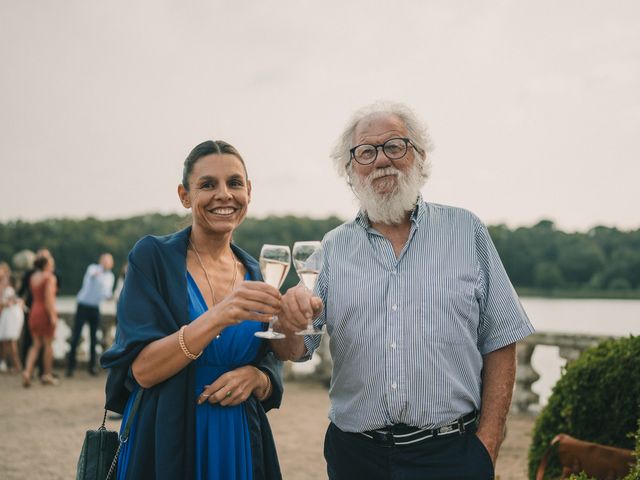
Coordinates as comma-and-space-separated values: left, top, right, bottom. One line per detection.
489, 219, 640, 297
1, 215, 638, 298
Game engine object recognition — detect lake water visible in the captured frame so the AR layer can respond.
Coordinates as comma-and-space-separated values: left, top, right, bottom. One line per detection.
520, 297, 640, 408
55, 296, 640, 408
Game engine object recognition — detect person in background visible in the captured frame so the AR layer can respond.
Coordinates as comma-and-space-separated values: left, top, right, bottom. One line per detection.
18, 248, 60, 379
0, 262, 10, 371
0, 263, 25, 373
66, 253, 115, 377
275, 102, 534, 480
22, 255, 59, 386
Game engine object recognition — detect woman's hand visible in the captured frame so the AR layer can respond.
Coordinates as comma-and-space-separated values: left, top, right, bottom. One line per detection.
207, 281, 282, 329
197, 365, 269, 407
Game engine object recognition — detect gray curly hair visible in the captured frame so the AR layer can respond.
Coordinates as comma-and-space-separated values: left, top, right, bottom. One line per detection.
330, 101, 434, 181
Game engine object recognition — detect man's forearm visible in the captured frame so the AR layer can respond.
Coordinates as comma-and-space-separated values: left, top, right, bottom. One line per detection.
476, 342, 517, 463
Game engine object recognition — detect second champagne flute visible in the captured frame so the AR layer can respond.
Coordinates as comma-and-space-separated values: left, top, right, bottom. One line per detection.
255, 244, 290, 339
292, 241, 324, 336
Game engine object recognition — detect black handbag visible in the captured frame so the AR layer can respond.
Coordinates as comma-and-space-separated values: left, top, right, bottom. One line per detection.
76, 389, 143, 480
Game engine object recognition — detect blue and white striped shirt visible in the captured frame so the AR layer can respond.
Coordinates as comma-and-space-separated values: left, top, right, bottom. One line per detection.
303, 199, 534, 432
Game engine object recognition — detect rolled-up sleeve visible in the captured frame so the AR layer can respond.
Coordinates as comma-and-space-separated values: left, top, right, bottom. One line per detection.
475, 220, 535, 354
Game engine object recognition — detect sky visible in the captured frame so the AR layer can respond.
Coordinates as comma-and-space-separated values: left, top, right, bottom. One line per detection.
1, 0, 639, 232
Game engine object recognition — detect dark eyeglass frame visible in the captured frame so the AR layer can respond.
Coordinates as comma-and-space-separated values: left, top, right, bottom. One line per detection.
349, 137, 416, 165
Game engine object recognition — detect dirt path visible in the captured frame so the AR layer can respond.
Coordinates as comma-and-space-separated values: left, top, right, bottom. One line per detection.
0, 370, 534, 479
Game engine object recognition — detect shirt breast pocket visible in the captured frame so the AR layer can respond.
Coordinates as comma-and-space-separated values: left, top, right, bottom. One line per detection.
417, 281, 480, 346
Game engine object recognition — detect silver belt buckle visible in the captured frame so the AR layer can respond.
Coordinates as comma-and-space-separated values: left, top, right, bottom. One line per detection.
438, 424, 454, 434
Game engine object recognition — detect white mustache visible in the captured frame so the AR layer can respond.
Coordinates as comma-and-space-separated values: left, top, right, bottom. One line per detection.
368, 167, 400, 181
352, 159, 425, 225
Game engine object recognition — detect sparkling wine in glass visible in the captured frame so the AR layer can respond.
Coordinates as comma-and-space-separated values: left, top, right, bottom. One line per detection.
255, 244, 290, 339
292, 241, 324, 336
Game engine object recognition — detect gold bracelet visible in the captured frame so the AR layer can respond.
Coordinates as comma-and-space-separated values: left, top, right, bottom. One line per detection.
258, 370, 272, 401
178, 325, 202, 360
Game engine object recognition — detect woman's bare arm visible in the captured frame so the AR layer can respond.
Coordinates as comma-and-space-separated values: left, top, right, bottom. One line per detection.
44, 276, 58, 324
132, 282, 280, 388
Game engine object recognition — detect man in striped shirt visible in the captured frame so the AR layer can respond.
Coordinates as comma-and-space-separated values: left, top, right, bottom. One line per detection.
274, 102, 534, 479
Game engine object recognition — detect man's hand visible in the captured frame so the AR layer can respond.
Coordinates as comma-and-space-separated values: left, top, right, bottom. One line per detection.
277, 284, 323, 334
267, 285, 323, 361
475, 343, 517, 467
474, 430, 501, 466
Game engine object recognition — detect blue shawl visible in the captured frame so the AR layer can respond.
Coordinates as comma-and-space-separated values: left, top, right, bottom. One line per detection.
101, 226, 283, 479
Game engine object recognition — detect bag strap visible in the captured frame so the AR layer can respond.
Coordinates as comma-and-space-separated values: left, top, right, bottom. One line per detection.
120, 388, 143, 442
99, 409, 109, 430
104, 388, 144, 480
99, 388, 144, 432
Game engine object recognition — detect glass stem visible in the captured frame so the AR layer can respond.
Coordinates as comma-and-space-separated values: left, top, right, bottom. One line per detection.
268, 315, 278, 332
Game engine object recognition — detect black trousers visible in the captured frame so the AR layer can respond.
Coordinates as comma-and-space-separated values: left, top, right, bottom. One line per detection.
67, 303, 100, 371
324, 422, 494, 480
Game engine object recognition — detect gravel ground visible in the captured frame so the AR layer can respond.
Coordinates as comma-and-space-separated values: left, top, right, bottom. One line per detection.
0, 370, 535, 479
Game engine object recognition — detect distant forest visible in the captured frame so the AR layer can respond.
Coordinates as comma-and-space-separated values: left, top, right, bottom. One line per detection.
1, 214, 639, 298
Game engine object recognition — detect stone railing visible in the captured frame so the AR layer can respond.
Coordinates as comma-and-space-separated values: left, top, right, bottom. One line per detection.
53, 310, 117, 366
54, 306, 615, 415
56, 306, 335, 378
286, 331, 617, 413
284, 330, 617, 414
511, 331, 615, 414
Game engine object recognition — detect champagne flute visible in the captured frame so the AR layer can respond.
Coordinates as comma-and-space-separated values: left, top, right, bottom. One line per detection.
292, 241, 324, 336
255, 244, 290, 339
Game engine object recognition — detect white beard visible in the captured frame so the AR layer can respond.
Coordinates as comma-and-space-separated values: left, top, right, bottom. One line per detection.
351, 161, 426, 225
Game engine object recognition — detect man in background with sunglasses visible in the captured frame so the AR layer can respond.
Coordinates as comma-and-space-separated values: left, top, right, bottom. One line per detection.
274, 102, 534, 480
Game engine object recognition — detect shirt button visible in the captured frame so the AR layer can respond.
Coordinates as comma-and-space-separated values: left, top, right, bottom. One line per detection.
391, 382, 397, 389
391, 304, 398, 311
390, 342, 396, 349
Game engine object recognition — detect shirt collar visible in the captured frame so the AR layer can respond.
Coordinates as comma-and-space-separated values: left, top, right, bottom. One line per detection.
411, 194, 426, 224
355, 195, 425, 229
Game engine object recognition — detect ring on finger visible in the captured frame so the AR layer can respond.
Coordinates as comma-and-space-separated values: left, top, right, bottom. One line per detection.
225, 390, 232, 398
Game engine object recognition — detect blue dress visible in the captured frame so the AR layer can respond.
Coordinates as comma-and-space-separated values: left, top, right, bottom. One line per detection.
117, 272, 266, 480
102, 229, 282, 479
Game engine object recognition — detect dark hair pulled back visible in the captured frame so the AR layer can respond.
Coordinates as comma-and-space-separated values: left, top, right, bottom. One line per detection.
33, 256, 49, 271
182, 140, 248, 190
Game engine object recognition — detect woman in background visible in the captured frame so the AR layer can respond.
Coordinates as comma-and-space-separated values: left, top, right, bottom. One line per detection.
0, 263, 25, 373
22, 255, 58, 386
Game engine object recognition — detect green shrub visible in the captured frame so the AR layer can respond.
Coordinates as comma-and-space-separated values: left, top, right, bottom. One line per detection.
624, 421, 640, 480
528, 336, 640, 479
567, 474, 595, 480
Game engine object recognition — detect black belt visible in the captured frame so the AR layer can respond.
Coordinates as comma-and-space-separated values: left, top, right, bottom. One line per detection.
359, 411, 478, 446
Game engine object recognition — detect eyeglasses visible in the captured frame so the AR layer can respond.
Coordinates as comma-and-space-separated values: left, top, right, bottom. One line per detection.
350, 137, 416, 165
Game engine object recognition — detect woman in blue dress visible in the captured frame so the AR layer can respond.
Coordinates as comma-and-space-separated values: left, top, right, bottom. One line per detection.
101, 140, 284, 479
